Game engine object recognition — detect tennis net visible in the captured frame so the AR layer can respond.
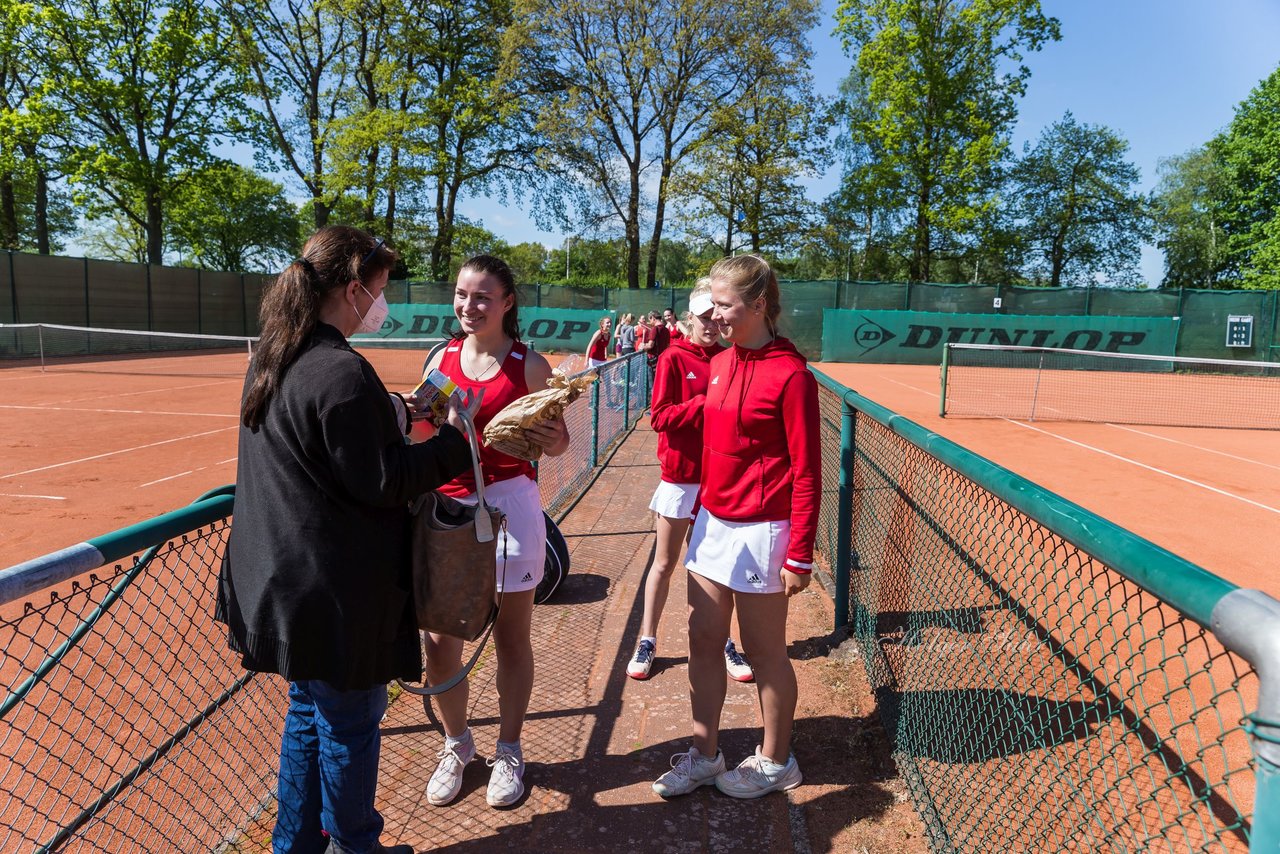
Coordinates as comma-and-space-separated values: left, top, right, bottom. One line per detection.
0, 323, 442, 379
940, 343, 1280, 429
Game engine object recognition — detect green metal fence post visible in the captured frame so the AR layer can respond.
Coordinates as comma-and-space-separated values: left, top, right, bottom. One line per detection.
83, 256, 90, 327
240, 273, 249, 336
939, 343, 950, 417
1210, 589, 1280, 851
590, 379, 600, 467
834, 398, 855, 630
145, 263, 153, 331
196, 268, 202, 334
8, 249, 16, 323
623, 356, 632, 427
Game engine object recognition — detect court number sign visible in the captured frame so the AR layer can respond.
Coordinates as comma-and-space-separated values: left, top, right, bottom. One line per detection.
1226, 315, 1254, 348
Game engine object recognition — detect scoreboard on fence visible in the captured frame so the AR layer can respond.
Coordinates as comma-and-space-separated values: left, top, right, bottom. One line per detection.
1226, 315, 1254, 348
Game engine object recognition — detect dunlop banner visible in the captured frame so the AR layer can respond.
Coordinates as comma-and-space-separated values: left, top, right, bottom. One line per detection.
353, 304, 613, 353
822, 310, 1180, 364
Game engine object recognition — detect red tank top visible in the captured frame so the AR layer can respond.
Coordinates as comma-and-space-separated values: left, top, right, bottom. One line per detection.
436, 339, 536, 496
588, 330, 608, 361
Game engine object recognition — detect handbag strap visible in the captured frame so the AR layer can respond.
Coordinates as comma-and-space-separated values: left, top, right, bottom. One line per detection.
456, 407, 495, 543
397, 521, 508, 698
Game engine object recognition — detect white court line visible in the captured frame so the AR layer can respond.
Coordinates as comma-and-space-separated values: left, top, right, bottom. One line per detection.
0, 492, 66, 500
139, 457, 236, 488
1005, 419, 1280, 517
1105, 423, 1280, 473
0, 426, 237, 480
49, 379, 232, 405
0, 403, 236, 418
880, 375, 938, 398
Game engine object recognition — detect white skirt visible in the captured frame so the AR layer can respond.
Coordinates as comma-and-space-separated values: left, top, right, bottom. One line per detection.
450, 475, 546, 593
648, 480, 699, 520
685, 508, 790, 595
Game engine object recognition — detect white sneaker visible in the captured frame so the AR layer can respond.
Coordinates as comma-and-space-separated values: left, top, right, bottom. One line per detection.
724, 639, 754, 683
627, 639, 657, 680
486, 744, 525, 807
426, 733, 476, 806
714, 747, 802, 799
652, 747, 725, 798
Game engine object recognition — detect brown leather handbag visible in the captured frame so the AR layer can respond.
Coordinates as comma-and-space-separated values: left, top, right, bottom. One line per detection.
407, 408, 505, 642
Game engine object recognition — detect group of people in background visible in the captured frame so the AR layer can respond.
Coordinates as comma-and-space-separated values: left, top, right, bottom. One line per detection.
217, 225, 819, 853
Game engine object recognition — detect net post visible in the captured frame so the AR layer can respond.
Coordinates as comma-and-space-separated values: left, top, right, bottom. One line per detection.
939, 343, 950, 417
1210, 589, 1280, 850
834, 397, 855, 630
590, 378, 600, 468
1029, 350, 1045, 421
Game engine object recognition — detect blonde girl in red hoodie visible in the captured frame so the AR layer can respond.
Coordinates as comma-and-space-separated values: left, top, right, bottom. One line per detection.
625, 282, 752, 683
652, 255, 820, 801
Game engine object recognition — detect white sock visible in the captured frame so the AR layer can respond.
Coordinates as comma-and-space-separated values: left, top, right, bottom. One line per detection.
445, 728, 473, 750
496, 739, 523, 761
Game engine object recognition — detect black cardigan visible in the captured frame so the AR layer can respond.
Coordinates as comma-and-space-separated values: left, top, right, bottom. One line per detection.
216, 323, 470, 690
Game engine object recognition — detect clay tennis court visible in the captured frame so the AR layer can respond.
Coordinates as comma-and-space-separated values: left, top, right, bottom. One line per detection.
814, 362, 1280, 596
2, 352, 1275, 591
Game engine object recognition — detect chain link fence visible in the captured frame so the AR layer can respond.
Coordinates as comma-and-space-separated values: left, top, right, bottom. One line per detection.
812, 372, 1278, 852
0, 356, 648, 852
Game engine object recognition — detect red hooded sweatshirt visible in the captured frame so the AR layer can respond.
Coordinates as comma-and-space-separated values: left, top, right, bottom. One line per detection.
650, 337, 726, 484
699, 337, 820, 573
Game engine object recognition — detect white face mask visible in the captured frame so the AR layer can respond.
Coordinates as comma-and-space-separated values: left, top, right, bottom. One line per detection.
353, 285, 389, 334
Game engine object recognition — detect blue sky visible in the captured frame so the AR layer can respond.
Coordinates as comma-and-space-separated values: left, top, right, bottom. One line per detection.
460, 0, 1280, 286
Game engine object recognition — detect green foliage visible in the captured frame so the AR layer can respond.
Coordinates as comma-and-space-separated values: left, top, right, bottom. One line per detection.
36, 0, 241, 263
1151, 146, 1231, 288
833, 0, 1060, 281
166, 161, 302, 271
1211, 64, 1280, 289
1009, 112, 1149, 287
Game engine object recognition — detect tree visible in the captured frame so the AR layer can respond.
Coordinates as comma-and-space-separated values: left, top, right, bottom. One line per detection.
833, 0, 1059, 281
515, 0, 807, 288
1009, 112, 1148, 287
1151, 146, 1230, 288
223, 0, 354, 229
672, 14, 828, 258
35, 0, 240, 263
167, 161, 302, 271
1211, 64, 1280, 289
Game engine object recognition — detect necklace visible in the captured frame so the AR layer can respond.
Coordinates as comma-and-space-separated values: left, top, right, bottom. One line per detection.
466, 341, 510, 381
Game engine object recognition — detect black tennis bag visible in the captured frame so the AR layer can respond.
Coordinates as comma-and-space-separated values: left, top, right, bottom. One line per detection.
535, 512, 570, 604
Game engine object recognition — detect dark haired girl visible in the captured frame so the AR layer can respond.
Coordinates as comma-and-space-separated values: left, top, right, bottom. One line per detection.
409, 254, 569, 810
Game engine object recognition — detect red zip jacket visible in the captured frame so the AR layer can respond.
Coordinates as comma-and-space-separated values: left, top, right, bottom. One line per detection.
700, 337, 821, 573
650, 337, 725, 484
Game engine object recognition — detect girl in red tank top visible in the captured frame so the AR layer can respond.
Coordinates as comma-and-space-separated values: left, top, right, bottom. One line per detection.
410, 255, 570, 810
435, 339, 535, 497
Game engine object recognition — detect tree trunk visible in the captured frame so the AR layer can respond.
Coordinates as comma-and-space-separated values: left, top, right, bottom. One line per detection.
625, 153, 641, 289
385, 144, 399, 239
912, 183, 931, 282
645, 153, 674, 289
34, 169, 50, 254
0, 172, 17, 249
146, 190, 163, 264
312, 196, 330, 228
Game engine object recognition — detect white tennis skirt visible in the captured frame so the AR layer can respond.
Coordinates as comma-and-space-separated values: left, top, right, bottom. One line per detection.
648, 480, 699, 520
685, 508, 791, 595
450, 475, 546, 593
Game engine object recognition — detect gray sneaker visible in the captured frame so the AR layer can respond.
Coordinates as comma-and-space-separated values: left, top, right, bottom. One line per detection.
714, 746, 802, 799
426, 733, 476, 806
652, 747, 725, 798
486, 744, 526, 807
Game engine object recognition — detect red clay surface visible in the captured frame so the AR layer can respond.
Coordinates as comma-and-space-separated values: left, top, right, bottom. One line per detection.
814, 362, 1280, 596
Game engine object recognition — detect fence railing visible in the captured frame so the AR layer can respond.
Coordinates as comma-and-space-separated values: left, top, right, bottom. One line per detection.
0, 353, 648, 853
812, 369, 1280, 852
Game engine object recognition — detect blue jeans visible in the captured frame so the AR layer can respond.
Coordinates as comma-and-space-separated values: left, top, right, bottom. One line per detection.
273, 680, 388, 854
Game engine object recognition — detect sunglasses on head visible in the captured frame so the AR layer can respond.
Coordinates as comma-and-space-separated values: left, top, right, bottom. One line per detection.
360, 237, 385, 269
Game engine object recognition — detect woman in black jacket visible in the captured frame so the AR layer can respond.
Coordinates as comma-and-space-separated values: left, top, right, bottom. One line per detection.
217, 226, 470, 854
